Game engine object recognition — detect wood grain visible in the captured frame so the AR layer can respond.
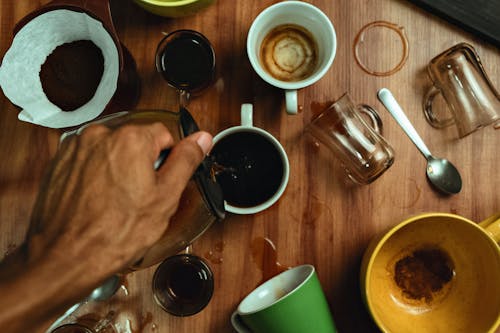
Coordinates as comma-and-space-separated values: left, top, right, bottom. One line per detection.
0, 0, 499, 332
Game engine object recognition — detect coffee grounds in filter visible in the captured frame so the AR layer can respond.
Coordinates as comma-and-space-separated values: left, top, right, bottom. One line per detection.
40, 40, 104, 111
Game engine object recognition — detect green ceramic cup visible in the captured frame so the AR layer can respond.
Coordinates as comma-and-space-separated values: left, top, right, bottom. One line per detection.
231, 265, 337, 333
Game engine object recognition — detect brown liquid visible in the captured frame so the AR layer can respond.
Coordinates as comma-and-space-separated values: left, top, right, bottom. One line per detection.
251, 237, 289, 284
153, 254, 213, 316
205, 241, 225, 264
40, 40, 104, 111
210, 131, 284, 207
157, 31, 215, 93
168, 262, 205, 300
260, 24, 318, 81
394, 247, 454, 303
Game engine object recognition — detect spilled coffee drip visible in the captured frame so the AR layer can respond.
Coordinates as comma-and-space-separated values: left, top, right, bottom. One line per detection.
260, 24, 318, 82
40, 40, 104, 111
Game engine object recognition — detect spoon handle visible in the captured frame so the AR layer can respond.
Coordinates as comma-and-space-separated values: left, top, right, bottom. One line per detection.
45, 302, 83, 333
377, 88, 432, 159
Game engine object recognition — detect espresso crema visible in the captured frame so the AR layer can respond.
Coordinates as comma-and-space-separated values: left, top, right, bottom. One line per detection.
260, 24, 318, 82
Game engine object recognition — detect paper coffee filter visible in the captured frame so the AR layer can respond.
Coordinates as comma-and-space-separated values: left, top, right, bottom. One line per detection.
0, 9, 119, 128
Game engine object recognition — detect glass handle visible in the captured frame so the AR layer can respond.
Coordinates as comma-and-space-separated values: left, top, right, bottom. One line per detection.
423, 85, 454, 128
357, 104, 383, 134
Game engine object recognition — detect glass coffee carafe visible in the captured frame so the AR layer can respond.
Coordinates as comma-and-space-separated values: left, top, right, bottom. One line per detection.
60, 108, 225, 270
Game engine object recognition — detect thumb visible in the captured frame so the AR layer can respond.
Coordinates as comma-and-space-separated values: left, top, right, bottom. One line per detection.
157, 131, 213, 199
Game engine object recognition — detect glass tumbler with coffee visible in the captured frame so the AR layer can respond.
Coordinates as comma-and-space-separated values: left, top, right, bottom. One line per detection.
152, 246, 214, 317
155, 29, 215, 108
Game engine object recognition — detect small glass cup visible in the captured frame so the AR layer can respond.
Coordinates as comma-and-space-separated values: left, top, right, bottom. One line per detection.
155, 29, 216, 108
152, 249, 214, 317
306, 93, 395, 184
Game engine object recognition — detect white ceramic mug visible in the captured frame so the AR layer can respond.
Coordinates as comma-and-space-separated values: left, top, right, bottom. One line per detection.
246, 1, 337, 115
212, 104, 289, 214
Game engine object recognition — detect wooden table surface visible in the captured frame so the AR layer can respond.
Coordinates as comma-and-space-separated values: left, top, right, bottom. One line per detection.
1, 0, 499, 332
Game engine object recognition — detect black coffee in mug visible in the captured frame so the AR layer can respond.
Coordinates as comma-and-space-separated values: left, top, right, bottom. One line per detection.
156, 30, 215, 93
210, 131, 284, 207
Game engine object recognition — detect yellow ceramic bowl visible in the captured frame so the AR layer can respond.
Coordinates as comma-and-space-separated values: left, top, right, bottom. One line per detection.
360, 213, 500, 333
132, 0, 215, 18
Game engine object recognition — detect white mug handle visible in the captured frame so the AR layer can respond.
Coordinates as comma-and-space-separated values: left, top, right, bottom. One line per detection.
285, 90, 298, 115
241, 103, 254, 127
231, 311, 252, 333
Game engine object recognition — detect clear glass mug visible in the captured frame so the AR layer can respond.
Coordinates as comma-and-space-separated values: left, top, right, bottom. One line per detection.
59, 109, 225, 270
306, 93, 395, 184
424, 43, 500, 138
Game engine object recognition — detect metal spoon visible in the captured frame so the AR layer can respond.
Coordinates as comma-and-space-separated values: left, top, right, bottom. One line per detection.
46, 275, 121, 333
377, 88, 462, 194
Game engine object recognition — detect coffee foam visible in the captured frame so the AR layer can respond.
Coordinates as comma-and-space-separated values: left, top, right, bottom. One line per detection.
260, 24, 317, 82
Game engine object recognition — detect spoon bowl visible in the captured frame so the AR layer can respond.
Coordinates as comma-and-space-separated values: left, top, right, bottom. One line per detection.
426, 156, 462, 194
89, 275, 121, 301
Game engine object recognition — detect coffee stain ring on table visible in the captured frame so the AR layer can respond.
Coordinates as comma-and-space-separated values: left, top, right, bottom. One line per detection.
353, 20, 409, 76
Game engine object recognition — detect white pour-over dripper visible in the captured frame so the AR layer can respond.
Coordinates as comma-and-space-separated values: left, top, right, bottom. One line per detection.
0, 5, 120, 128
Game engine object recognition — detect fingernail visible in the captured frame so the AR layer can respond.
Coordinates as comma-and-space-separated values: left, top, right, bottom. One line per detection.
196, 132, 213, 155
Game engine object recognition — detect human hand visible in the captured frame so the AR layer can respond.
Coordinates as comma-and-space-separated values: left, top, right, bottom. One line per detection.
0, 120, 213, 333
27, 122, 213, 291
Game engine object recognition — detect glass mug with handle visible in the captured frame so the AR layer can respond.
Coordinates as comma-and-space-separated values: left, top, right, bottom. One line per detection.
423, 43, 500, 138
306, 93, 395, 185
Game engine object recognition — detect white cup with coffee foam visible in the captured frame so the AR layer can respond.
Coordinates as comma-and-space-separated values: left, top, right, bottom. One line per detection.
247, 1, 336, 115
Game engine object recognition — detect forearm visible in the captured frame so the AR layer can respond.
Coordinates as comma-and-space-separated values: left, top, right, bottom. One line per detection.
0, 248, 94, 333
